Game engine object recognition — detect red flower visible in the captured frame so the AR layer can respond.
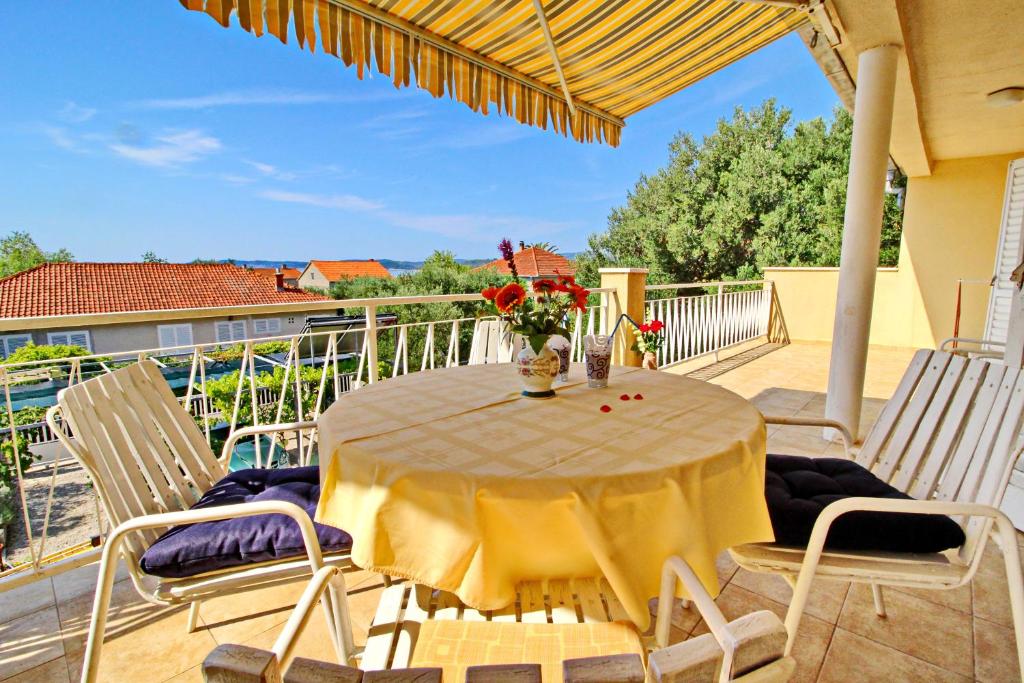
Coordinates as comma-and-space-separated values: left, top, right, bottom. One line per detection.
556, 271, 576, 286
532, 279, 558, 294
638, 323, 650, 334
569, 284, 589, 311
481, 286, 500, 301
650, 320, 664, 333
494, 282, 527, 313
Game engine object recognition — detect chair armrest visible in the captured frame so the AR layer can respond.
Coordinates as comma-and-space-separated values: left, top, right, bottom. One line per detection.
939, 336, 1006, 352
656, 556, 728, 650
219, 420, 319, 466
83, 501, 329, 683
762, 415, 854, 458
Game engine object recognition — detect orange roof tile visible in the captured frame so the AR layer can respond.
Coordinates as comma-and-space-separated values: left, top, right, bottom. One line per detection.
251, 266, 302, 280
0, 263, 331, 319
307, 260, 391, 280
475, 247, 575, 278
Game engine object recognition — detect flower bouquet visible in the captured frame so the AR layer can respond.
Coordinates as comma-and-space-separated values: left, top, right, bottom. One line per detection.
631, 319, 665, 369
480, 239, 590, 397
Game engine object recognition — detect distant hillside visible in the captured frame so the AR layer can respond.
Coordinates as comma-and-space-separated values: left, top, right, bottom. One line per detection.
220, 257, 500, 272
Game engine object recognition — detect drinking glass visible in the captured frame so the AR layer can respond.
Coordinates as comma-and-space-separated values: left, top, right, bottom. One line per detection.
547, 335, 571, 382
584, 334, 613, 388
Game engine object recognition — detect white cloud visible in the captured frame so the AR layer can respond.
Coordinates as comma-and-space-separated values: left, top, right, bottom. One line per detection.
245, 160, 296, 181
110, 130, 222, 167
131, 89, 399, 110
58, 101, 97, 123
40, 125, 79, 151
258, 186, 573, 241
259, 189, 382, 212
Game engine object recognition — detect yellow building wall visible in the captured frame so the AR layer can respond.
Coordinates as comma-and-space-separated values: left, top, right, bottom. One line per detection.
767, 152, 1022, 348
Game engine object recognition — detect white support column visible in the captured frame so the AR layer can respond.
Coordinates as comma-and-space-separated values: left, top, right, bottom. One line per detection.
825, 44, 900, 440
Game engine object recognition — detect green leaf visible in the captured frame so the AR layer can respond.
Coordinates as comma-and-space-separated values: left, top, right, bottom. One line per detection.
528, 334, 549, 355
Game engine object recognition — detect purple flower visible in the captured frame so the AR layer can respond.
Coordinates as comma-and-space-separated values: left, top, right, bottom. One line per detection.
498, 238, 518, 279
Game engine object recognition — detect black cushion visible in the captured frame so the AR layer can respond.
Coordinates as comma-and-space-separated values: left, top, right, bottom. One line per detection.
140, 466, 351, 578
764, 454, 966, 554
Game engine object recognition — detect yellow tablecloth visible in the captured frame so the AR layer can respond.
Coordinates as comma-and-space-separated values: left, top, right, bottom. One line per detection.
316, 363, 773, 629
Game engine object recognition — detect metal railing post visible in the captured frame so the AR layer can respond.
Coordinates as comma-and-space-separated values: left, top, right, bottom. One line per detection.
714, 283, 724, 362
365, 304, 379, 384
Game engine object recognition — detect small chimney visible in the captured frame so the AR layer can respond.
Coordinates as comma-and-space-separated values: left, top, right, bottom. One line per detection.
519, 241, 526, 250
274, 268, 285, 290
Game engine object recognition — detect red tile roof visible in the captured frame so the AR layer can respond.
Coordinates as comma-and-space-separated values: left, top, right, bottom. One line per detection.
0, 263, 331, 319
251, 266, 302, 281
307, 260, 391, 280
476, 247, 576, 278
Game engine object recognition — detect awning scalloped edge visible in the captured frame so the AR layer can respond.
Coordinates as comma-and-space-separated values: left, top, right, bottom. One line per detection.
179, 0, 624, 146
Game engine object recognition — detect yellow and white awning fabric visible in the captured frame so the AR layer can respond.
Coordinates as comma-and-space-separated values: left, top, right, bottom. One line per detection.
179, 0, 808, 146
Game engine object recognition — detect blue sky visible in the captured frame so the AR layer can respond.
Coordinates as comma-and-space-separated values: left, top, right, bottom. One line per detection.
0, 3, 839, 263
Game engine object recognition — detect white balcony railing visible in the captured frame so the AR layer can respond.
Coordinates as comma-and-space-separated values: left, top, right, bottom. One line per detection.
645, 281, 777, 368
0, 281, 781, 591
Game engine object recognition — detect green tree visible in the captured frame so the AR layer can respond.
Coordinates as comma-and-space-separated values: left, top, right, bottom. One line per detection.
330, 251, 511, 374
574, 101, 904, 287
142, 251, 168, 263
0, 231, 73, 278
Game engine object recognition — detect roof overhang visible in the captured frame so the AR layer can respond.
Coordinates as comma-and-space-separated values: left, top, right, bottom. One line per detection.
178, 0, 810, 146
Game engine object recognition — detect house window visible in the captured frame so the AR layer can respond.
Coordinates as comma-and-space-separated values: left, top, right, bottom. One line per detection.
215, 320, 247, 343
158, 323, 194, 349
252, 318, 282, 337
47, 330, 92, 351
0, 334, 32, 358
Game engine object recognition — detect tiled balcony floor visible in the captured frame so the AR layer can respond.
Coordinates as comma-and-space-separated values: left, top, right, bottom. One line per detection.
2, 342, 1021, 682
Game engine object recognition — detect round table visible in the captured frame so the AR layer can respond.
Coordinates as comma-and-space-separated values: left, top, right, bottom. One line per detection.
315, 363, 772, 629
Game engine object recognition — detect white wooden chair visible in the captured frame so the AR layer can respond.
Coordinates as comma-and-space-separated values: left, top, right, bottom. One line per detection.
737, 349, 1024, 672
467, 319, 521, 364
45, 361, 355, 683
200, 558, 796, 682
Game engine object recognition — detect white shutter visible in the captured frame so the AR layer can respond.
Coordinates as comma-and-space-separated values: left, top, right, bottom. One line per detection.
253, 319, 268, 335
159, 324, 193, 349
47, 330, 91, 350
985, 159, 1024, 345
1, 334, 31, 357
232, 321, 246, 340
253, 318, 281, 336
215, 322, 232, 342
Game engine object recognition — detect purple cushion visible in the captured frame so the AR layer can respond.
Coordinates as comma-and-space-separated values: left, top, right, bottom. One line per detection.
140, 466, 351, 578
765, 454, 966, 554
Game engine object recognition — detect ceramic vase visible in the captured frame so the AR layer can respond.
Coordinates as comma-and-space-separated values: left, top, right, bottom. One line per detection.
515, 338, 560, 398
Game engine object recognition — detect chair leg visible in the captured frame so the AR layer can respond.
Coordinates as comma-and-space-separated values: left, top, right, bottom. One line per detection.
993, 517, 1024, 677
187, 600, 202, 633
871, 584, 886, 617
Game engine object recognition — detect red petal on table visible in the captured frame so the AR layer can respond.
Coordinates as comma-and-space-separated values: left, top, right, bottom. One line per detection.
600, 405, 612, 413
633, 393, 644, 400
620, 394, 631, 401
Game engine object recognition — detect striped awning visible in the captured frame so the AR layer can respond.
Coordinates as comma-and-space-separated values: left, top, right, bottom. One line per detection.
179, 1, 808, 146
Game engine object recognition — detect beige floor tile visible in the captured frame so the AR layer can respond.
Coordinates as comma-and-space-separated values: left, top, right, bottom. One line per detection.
715, 551, 739, 586
51, 560, 129, 606
0, 656, 70, 683
59, 580, 216, 682
196, 579, 308, 645
0, 607, 65, 681
889, 583, 972, 615
728, 569, 849, 624
240, 606, 341, 665
0, 577, 55, 623
973, 543, 1020, 628
691, 584, 833, 683
647, 597, 702, 636
818, 628, 969, 682
162, 664, 206, 682
838, 583, 974, 677
974, 616, 1021, 682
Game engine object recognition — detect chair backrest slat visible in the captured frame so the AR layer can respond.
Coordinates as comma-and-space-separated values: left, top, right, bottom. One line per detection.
891, 354, 967, 493
908, 357, 987, 499
955, 365, 1018, 504
57, 361, 224, 557
856, 349, 931, 469
125, 363, 222, 489
873, 352, 952, 482
934, 361, 1008, 502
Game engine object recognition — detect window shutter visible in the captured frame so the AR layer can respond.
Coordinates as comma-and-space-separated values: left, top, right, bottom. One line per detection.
215, 322, 232, 342
175, 325, 193, 346
68, 332, 91, 351
48, 333, 69, 346
985, 159, 1024, 344
253, 319, 268, 335
159, 326, 177, 348
232, 321, 246, 340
